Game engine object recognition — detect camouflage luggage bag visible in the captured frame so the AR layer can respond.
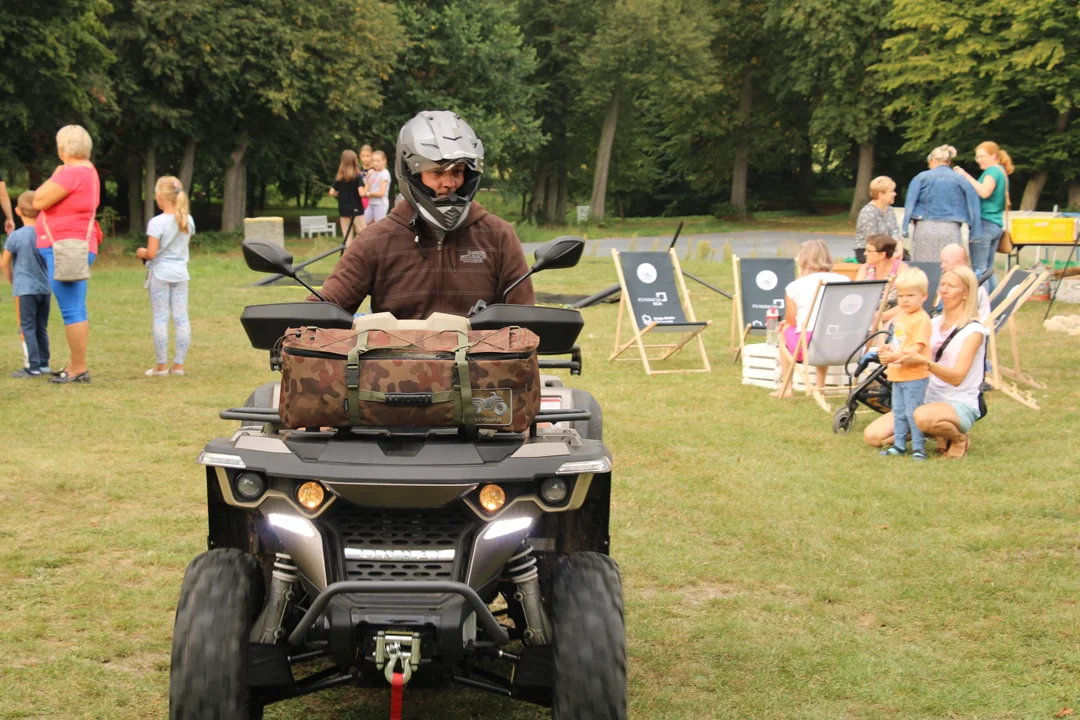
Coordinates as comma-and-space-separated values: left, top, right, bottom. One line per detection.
278, 325, 541, 431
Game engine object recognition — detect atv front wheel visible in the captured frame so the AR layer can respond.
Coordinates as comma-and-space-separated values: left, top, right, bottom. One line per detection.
169, 548, 266, 720
550, 552, 627, 720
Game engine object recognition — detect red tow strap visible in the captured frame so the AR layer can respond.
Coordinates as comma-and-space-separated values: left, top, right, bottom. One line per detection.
390, 671, 404, 720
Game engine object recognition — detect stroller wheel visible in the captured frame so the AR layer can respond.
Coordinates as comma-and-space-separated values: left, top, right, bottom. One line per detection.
832, 407, 853, 434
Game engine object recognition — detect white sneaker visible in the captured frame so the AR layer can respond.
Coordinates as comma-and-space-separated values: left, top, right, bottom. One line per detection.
145, 368, 169, 377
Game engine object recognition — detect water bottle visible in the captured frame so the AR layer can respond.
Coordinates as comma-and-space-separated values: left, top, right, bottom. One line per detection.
765, 306, 779, 346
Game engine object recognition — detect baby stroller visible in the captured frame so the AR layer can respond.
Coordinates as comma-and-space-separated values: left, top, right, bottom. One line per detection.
832, 330, 892, 434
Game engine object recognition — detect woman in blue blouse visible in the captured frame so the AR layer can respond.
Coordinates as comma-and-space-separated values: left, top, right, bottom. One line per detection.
901, 145, 982, 263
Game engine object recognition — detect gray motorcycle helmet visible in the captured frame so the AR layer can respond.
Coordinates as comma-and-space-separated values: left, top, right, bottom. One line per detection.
396, 111, 485, 234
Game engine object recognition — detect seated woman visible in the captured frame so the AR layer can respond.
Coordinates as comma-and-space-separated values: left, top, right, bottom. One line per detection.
856, 232, 908, 324
771, 239, 850, 399
863, 265, 987, 458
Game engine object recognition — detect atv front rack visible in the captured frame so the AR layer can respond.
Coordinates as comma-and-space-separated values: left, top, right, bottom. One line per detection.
220, 407, 591, 433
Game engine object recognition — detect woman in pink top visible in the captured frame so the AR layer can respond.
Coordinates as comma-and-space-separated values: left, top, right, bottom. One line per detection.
32, 125, 103, 384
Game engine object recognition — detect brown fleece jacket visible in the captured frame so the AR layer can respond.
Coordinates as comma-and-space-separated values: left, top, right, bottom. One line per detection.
310, 200, 535, 319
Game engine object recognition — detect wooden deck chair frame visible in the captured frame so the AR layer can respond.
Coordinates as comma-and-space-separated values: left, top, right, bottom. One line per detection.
610, 249, 712, 375
984, 268, 1048, 410
776, 279, 892, 413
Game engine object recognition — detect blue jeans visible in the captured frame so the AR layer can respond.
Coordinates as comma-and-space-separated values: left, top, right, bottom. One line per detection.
892, 377, 930, 453
970, 221, 1002, 295
18, 293, 51, 372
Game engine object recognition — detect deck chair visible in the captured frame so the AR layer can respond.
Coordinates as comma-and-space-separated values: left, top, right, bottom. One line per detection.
776, 279, 889, 412
730, 256, 796, 362
984, 266, 1050, 409
610, 249, 712, 375
910, 262, 942, 315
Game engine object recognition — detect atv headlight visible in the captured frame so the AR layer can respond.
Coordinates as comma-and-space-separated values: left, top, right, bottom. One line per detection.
197, 451, 246, 469
539, 477, 569, 505
234, 472, 266, 500
556, 457, 611, 475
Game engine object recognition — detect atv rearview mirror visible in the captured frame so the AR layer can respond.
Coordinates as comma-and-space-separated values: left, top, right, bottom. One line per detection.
242, 240, 327, 301
502, 236, 586, 302
533, 236, 585, 272
243, 240, 295, 276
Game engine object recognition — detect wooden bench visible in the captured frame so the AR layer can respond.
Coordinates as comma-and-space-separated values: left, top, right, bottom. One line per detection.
300, 215, 336, 238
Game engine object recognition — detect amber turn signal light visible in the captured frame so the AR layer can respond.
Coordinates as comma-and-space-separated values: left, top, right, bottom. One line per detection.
297, 481, 326, 511
478, 484, 506, 513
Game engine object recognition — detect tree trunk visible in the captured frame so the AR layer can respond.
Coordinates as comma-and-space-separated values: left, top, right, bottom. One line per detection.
222, 140, 249, 231
1068, 182, 1080, 210
555, 167, 568, 223
544, 169, 560, 226
178, 137, 196, 191
589, 86, 621, 223
127, 154, 143, 232
1019, 171, 1048, 212
797, 146, 815, 213
849, 142, 874, 218
1020, 110, 1069, 211
143, 142, 156, 226
527, 162, 547, 223
729, 71, 753, 219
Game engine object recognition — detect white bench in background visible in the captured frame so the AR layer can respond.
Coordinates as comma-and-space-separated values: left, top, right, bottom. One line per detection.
300, 215, 336, 238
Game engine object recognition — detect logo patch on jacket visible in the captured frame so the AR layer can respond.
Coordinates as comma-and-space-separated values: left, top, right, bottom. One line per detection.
460, 249, 487, 263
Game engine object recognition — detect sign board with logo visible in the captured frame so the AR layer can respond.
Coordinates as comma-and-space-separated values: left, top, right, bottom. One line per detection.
775, 279, 888, 410
610, 249, 711, 375
616, 251, 689, 328
731, 257, 796, 360
803, 280, 889, 367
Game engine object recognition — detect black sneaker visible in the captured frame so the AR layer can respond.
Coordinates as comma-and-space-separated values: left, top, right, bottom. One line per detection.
49, 370, 91, 384
10, 369, 41, 379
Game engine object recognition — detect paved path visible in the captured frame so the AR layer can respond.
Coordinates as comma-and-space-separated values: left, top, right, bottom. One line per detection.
523, 230, 854, 262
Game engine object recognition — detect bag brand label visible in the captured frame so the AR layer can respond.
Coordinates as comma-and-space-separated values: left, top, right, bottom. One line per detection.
471, 388, 512, 425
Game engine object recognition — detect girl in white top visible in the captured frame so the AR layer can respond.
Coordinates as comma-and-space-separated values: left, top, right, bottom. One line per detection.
771, 239, 850, 398
361, 150, 392, 225
137, 176, 194, 377
864, 265, 987, 458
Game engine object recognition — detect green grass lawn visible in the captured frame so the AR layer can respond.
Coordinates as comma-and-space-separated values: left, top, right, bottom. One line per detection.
1, 249, 1078, 719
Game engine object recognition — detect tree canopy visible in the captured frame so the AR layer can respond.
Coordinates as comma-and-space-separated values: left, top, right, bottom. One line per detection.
2, 0, 1079, 231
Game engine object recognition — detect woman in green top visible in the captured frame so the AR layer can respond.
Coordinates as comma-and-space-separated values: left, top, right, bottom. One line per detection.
954, 141, 1013, 294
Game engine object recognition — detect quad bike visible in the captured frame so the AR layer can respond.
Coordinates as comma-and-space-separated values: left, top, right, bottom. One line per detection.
169, 237, 626, 719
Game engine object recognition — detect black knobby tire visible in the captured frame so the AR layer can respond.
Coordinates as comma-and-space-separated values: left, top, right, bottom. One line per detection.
833, 406, 853, 434
570, 388, 603, 441
550, 552, 627, 720
170, 548, 266, 720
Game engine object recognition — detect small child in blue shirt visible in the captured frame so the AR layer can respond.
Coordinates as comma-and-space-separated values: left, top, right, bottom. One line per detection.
1, 192, 51, 377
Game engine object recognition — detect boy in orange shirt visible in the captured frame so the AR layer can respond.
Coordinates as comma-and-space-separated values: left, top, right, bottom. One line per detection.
880, 267, 933, 460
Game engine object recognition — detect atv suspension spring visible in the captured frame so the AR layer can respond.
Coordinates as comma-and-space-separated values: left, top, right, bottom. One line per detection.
505, 544, 551, 645
505, 544, 539, 585
273, 553, 299, 583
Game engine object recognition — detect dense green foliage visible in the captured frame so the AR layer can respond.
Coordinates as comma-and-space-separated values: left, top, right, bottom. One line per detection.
2, 0, 1079, 230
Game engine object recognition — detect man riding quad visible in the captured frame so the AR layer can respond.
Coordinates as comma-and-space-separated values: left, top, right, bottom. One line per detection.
311, 110, 535, 318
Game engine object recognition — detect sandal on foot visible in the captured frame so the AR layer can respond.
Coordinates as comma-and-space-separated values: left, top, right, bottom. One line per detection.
170, 368, 185, 376
879, 446, 906, 457
145, 368, 169, 377
911, 451, 928, 461
945, 434, 970, 459
50, 370, 91, 384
